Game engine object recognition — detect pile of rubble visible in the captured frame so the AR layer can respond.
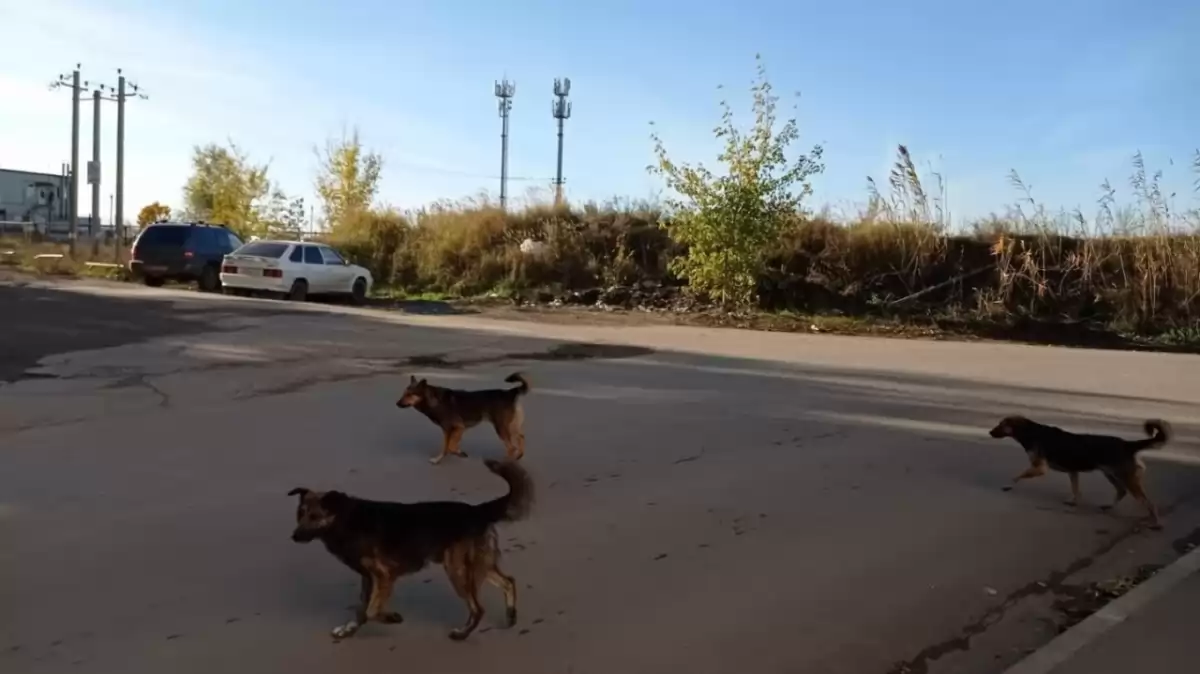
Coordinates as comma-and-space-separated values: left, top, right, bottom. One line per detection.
516, 282, 708, 313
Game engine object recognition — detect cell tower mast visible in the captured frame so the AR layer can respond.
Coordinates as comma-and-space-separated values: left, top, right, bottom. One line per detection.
551, 77, 572, 206
494, 78, 515, 210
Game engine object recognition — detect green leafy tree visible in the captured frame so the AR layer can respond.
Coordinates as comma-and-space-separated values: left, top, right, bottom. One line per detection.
136, 201, 172, 227
259, 189, 308, 238
328, 207, 410, 286
181, 141, 270, 238
314, 127, 382, 232
648, 54, 825, 307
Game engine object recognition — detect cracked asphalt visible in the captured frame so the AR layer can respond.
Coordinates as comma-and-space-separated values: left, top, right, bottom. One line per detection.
3, 277, 1200, 674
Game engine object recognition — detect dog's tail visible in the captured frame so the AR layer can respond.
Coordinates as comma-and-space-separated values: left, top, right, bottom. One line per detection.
477, 458, 534, 523
1127, 419, 1173, 453
504, 372, 531, 396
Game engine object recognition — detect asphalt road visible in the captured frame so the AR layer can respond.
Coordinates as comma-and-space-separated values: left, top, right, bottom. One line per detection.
3, 278, 1200, 674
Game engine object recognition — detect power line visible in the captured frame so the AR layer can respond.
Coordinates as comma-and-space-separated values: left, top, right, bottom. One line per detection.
384, 158, 550, 182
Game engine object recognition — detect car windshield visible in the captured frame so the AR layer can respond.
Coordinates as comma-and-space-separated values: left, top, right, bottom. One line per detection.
232, 241, 290, 258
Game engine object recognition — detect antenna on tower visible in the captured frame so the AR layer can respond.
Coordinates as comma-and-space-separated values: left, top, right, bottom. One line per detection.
551, 77, 572, 207
494, 78, 516, 211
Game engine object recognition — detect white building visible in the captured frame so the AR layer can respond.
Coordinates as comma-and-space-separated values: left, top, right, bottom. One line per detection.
0, 167, 71, 227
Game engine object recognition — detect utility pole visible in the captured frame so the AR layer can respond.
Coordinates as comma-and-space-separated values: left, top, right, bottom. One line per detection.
494, 78, 515, 211
551, 77, 572, 207
113, 70, 147, 259
89, 88, 102, 254
50, 64, 83, 255
50, 66, 143, 258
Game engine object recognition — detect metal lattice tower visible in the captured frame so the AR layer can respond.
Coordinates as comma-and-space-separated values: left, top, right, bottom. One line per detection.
551, 77, 572, 206
494, 78, 516, 210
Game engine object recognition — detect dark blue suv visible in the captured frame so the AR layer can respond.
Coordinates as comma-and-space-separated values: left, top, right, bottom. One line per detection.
128, 222, 244, 292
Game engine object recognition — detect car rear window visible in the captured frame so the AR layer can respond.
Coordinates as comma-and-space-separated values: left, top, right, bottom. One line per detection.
136, 225, 189, 246
233, 242, 290, 258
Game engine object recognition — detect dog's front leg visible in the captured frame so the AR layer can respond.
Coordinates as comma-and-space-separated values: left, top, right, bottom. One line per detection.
1064, 471, 1082, 506
1002, 460, 1047, 491
366, 574, 400, 624
430, 427, 467, 465
430, 428, 453, 465
332, 575, 373, 640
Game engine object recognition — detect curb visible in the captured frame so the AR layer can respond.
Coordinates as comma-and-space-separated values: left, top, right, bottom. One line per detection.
1001, 544, 1200, 674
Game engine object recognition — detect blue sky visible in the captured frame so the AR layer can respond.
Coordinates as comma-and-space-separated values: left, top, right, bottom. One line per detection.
1, 0, 1197, 225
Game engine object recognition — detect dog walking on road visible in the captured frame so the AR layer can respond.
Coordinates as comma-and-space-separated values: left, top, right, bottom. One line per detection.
288, 458, 534, 641
396, 372, 531, 464
989, 415, 1171, 529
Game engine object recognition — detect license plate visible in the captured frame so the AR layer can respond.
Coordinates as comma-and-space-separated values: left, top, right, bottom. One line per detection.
144, 265, 166, 273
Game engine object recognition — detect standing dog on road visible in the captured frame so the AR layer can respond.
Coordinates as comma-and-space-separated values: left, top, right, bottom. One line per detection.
396, 372, 531, 464
989, 415, 1172, 529
288, 458, 534, 641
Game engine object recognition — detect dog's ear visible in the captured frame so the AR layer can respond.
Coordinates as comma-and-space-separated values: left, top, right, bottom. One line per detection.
409, 374, 417, 384
418, 378, 427, 386
287, 487, 309, 497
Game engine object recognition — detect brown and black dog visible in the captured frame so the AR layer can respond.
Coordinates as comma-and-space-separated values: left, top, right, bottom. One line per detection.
288, 458, 534, 641
396, 372, 531, 464
989, 415, 1172, 529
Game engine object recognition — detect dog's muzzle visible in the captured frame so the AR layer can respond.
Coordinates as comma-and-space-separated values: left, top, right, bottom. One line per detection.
395, 400, 411, 408
291, 528, 317, 543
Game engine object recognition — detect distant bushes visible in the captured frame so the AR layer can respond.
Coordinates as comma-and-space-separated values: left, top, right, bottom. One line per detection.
325, 172, 1200, 336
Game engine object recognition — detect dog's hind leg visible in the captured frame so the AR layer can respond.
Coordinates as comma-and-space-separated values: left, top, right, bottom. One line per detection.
493, 419, 523, 461
444, 544, 486, 641
512, 429, 526, 461
1002, 460, 1047, 491
512, 406, 526, 460
448, 425, 469, 458
1127, 469, 1162, 530
487, 566, 518, 627
482, 533, 518, 627
494, 408, 526, 461
1064, 472, 1082, 506
1099, 469, 1128, 512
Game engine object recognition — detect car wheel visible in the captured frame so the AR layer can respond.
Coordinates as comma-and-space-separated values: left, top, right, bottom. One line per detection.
198, 266, 221, 293
288, 279, 308, 302
350, 277, 367, 306
143, 276, 165, 288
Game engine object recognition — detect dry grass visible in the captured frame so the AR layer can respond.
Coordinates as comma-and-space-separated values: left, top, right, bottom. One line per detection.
317, 148, 1199, 340
0, 237, 126, 277
327, 193, 670, 298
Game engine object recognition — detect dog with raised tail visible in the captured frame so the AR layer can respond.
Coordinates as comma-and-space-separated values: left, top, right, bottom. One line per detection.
989, 415, 1171, 529
288, 458, 534, 641
396, 372, 531, 464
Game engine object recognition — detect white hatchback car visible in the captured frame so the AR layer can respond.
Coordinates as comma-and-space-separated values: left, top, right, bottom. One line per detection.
219, 240, 374, 304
